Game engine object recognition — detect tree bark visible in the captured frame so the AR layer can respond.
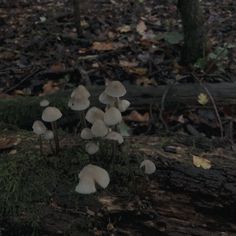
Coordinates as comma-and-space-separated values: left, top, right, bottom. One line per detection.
178, 0, 206, 64
72, 0, 82, 36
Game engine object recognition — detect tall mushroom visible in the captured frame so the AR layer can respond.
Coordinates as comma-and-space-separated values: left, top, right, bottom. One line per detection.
42, 106, 62, 154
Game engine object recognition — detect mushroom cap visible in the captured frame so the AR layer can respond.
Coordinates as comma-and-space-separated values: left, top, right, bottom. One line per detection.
40, 99, 50, 107
91, 120, 108, 137
32, 120, 47, 135
79, 164, 110, 189
105, 131, 124, 144
68, 97, 90, 111
99, 91, 115, 105
81, 128, 94, 139
43, 130, 54, 140
105, 81, 126, 98
42, 106, 62, 122
75, 176, 96, 194
85, 107, 104, 124
85, 142, 99, 155
71, 85, 90, 99
140, 160, 156, 174
118, 99, 130, 112
104, 107, 122, 126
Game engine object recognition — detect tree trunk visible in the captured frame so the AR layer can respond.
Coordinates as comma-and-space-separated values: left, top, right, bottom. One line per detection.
73, 0, 82, 36
178, 0, 206, 64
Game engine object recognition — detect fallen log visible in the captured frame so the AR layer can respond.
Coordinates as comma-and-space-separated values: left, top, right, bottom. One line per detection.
0, 82, 236, 128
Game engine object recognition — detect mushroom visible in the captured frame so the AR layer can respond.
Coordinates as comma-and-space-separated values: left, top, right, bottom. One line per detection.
99, 91, 115, 105
75, 164, 110, 194
81, 128, 94, 140
32, 120, 47, 155
105, 81, 126, 98
40, 99, 50, 107
104, 107, 122, 126
85, 142, 99, 155
85, 107, 104, 124
42, 130, 55, 154
105, 131, 124, 144
71, 85, 90, 100
42, 106, 62, 154
118, 99, 130, 112
91, 120, 108, 137
68, 97, 90, 111
140, 160, 156, 174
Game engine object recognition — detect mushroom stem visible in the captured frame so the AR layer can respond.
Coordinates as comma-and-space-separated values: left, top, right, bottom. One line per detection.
81, 110, 87, 128
49, 140, 55, 154
51, 121, 60, 154
39, 135, 43, 156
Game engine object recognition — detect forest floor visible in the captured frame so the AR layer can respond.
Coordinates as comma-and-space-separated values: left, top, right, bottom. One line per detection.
0, 0, 236, 235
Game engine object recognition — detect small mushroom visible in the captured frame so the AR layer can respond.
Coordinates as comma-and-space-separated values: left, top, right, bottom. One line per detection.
85, 142, 99, 155
40, 99, 50, 107
99, 91, 115, 105
81, 128, 94, 140
105, 131, 124, 144
104, 107, 122, 126
140, 160, 156, 174
71, 85, 90, 100
68, 97, 90, 111
91, 120, 108, 137
32, 120, 47, 155
42, 106, 62, 154
85, 107, 104, 124
118, 99, 130, 112
105, 81, 126, 98
42, 130, 55, 154
75, 164, 110, 194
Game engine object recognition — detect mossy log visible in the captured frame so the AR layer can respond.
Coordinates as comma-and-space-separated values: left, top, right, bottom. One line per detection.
0, 82, 236, 129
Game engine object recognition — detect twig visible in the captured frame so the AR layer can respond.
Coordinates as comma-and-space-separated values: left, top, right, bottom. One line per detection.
192, 73, 224, 138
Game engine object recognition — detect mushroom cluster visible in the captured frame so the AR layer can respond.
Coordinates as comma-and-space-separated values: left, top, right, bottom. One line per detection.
32, 100, 62, 155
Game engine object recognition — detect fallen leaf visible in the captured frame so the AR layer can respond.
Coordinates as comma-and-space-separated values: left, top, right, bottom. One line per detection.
119, 59, 139, 68
124, 111, 149, 122
136, 77, 157, 86
92, 42, 124, 51
136, 20, 147, 36
198, 93, 209, 105
117, 25, 131, 33
193, 155, 211, 169
41, 81, 59, 96
0, 137, 18, 150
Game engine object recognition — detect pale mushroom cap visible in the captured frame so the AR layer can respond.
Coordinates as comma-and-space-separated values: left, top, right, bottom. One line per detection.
68, 97, 90, 111
32, 120, 47, 135
40, 99, 50, 107
104, 107, 122, 126
42, 106, 62, 122
99, 91, 115, 105
118, 99, 130, 112
79, 164, 110, 189
105, 131, 124, 144
85, 142, 99, 155
91, 120, 108, 137
71, 85, 90, 99
75, 176, 96, 194
140, 160, 156, 174
43, 130, 54, 140
81, 128, 94, 139
105, 81, 126, 98
85, 107, 105, 124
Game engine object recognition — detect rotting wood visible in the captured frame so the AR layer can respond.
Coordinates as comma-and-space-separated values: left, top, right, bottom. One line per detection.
0, 82, 236, 128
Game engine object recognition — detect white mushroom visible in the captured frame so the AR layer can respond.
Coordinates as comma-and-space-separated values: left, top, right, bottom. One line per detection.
43, 130, 54, 140
85, 107, 104, 124
118, 99, 130, 112
81, 128, 94, 140
104, 107, 122, 126
32, 120, 47, 135
75, 164, 110, 194
105, 131, 124, 144
99, 91, 115, 105
140, 160, 156, 174
71, 85, 90, 99
68, 97, 90, 111
91, 120, 108, 137
85, 142, 99, 155
40, 99, 50, 107
105, 81, 126, 98
42, 106, 62, 154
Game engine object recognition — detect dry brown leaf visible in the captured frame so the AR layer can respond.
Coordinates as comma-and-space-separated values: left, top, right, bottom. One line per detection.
136, 77, 157, 86
49, 63, 66, 73
117, 25, 131, 33
92, 42, 124, 51
124, 110, 149, 123
41, 81, 59, 96
0, 137, 18, 150
125, 67, 147, 75
136, 20, 147, 36
193, 155, 212, 169
119, 60, 139, 68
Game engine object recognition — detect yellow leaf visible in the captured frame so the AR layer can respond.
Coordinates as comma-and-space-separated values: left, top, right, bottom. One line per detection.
192, 155, 211, 169
198, 93, 209, 105
117, 25, 131, 33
